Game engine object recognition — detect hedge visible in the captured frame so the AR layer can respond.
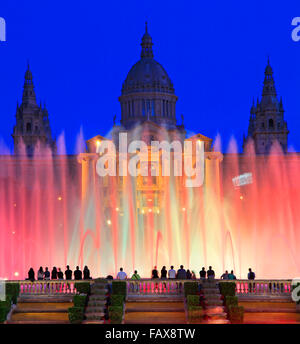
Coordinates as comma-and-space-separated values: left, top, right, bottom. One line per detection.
225, 295, 238, 307
112, 281, 127, 296
228, 305, 244, 323
73, 295, 87, 308
186, 295, 199, 307
111, 294, 125, 306
187, 306, 203, 322
5, 283, 20, 304
218, 282, 236, 297
0, 295, 12, 323
109, 305, 123, 324
184, 282, 198, 297
68, 306, 84, 324
74, 282, 90, 295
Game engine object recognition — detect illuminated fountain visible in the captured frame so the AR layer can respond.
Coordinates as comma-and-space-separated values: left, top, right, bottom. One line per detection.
0, 131, 300, 280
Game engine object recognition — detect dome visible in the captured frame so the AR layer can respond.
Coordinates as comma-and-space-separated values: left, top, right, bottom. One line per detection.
122, 58, 174, 95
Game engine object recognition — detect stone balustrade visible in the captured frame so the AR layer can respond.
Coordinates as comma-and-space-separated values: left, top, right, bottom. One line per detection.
7, 280, 93, 295
4, 279, 292, 297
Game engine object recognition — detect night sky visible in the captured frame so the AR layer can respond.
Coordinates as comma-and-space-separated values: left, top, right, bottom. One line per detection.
1, 1, 300, 153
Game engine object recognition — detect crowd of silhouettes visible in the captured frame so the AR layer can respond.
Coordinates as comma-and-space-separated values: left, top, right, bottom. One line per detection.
26, 265, 92, 281
26, 265, 255, 281
114, 265, 255, 280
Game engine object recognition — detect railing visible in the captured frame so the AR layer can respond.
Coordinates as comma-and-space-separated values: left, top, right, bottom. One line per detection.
126, 279, 292, 296
6, 280, 94, 295
4, 279, 292, 297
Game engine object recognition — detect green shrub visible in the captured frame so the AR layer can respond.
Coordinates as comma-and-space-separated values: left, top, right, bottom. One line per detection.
109, 305, 123, 324
112, 281, 127, 295
187, 306, 203, 322
75, 282, 90, 295
5, 283, 20, 304
68, 306, 84, 324
73, 295, 87, 308
219, 282, 236, 297
0, 308, 8, 323
184, 282, 198, 297
225, 295, 238, 307
111, 294, 125, 306
228, 306, 244, 323
186, 295, 199, 307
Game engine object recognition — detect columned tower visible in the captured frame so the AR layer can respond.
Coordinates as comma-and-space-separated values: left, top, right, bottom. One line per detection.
244, 58, 289, 154
12, 64, 56, 155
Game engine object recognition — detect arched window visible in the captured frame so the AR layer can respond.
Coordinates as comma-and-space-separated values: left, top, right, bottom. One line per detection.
26, 122, 31, 132
269, 119, 274, 128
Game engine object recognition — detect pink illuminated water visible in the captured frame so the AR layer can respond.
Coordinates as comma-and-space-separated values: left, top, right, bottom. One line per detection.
0, 134, 300, 280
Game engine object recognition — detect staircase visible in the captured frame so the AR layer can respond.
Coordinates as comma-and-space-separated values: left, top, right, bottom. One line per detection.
201, 281, 229, 324
8, 295, 73, 324
124, 295, 186, 324
84, 279, 108, 324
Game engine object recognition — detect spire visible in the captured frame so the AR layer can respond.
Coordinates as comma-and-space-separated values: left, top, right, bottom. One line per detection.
141, 21, 154, 58
262, 56, 277, 97
22, 62, 37, 107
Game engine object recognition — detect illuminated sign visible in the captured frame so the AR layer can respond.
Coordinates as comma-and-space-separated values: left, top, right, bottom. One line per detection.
232, 172, 253, 188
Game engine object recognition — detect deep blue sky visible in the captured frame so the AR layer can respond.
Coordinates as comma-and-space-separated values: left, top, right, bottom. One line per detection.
1, 1, 300, 153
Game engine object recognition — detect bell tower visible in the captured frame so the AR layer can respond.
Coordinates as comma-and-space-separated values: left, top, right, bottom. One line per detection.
12, 63, 56, 155
244, 58, 289, 154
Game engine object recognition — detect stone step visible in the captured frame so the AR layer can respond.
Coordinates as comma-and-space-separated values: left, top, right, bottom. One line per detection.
16, 302, 72, 311
205, 299, 223, 306
125, 311, 186, 324
18, 295, 73, 303
86, 306, 106, 313
82, 320, 104, 324
85, 312, 105, 320
91, 284, 107, 290
14, 308, 69, 313
202, 288, 220, 294
201, 318, 230, 324
7, 320, 70, 324
87, 300, 106, 307
90, 288, 107, 295
204, 294, 221, 300
10, 312, 69, 322
89, 295, 107, 302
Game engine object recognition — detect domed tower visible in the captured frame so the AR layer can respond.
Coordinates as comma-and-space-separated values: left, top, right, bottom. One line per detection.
118, 23, 182, 133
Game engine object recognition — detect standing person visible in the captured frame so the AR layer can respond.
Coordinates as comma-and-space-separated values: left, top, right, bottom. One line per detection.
83, 266, 91, 280
44, 267, 50, 280
51, 267, 58, 280
191, 271, 197, 280
65, 265, 73, 280
131, 270, 141, 280
57, 268, 64, 280
200, 267, 206, 280
168, 266, 176, 279
228, 270, 236, 280
176, 265, 187, 279
117, 267, 127, 280
248, 268, 255, 280
37, 267, 44, 280
151, 266, 159, 279
220, 270, 229, 280
74, 266, 82, 280
161, 266, 167, 279
186, 269, 192, 279
207, 266, 215, 280
27, 268, 35, 282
